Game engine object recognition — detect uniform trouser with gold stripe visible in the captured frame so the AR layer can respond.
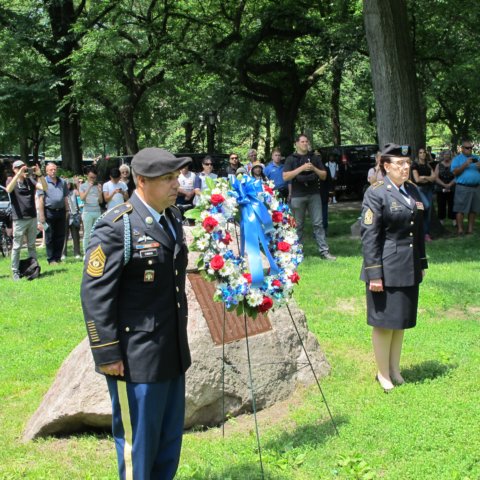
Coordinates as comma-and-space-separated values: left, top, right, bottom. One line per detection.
106, 376, 185, 480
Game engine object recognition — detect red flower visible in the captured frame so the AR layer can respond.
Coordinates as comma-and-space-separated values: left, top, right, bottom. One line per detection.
220, 231, 232, 245
258, 296, 273, 313
210, 255, 225, 271
210, 194, 225, 206
263, 185, 274, 194
277, 241, 291, 252
289, 272, 300, 284
272, 279, 282, 288
243, 273, 252, 284
202, 216, 218, 232
272, 211, 283, 223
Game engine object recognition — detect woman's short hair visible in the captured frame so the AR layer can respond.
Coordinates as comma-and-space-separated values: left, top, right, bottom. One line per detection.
119, 164, 130, 175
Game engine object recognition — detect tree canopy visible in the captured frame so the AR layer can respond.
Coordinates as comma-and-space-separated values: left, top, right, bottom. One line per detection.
0, 0, 479, 170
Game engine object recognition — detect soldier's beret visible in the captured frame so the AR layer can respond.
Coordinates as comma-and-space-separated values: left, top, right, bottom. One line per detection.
381, 143, 411, 158
131, 148, 191, 178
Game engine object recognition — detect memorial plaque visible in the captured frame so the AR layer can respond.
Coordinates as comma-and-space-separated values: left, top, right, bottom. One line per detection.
188, 273, 272, 345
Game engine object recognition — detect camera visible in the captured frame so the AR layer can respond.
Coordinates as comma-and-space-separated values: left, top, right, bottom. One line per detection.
27, 167, 35, 175
471, 158, 478, 163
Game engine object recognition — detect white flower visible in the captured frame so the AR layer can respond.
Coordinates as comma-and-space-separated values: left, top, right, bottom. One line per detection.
246, 289, 263, 306
197, 236, 210, 250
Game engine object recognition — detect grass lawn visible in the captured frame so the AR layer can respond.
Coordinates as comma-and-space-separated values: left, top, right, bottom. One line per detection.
0, 205, 479, 479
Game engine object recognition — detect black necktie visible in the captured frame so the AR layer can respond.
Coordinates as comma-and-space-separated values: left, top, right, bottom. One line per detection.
159, 215, 174, 242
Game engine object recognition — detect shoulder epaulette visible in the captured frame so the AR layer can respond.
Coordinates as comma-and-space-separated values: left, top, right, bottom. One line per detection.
372, 181, 384, 189
110, 202, 133, 223
406, 179, 415, 185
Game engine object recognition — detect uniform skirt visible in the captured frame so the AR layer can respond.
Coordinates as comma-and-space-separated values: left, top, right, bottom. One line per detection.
366, 285, 419, 330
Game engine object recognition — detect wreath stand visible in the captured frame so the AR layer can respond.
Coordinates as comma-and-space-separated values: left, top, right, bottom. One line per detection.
218, 227, 339, 479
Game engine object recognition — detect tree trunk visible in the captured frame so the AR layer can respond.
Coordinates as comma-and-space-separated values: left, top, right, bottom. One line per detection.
19, 136, 29, 163
251, 116, 261, 150
264, 110, 271, 157
363, 0, 424, 154
119, 109, 139, 155
183, 122, 194, 152
58, 99, 83, 174
330, 56, 344, 146
206, 123, 216, 154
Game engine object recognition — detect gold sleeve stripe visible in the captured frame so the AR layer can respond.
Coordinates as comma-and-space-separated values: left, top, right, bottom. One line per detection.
91, 340, 120, 349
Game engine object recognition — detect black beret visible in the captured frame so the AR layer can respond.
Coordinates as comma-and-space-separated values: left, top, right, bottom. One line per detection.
381, 143, 411, 157
131, 148, 191, 177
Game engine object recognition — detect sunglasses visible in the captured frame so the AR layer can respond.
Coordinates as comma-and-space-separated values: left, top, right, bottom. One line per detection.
463, 146, 473, 150
230, 156, 238, 160
204, 163, 213, 166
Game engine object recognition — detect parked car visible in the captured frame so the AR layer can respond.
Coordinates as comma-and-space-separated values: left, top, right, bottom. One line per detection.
318, 144, 378, 199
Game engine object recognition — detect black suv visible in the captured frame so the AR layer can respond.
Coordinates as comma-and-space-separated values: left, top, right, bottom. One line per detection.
319, 144, 378, 199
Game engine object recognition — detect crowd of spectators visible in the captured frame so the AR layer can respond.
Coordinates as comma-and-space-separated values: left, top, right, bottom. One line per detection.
2, 138, 479, 281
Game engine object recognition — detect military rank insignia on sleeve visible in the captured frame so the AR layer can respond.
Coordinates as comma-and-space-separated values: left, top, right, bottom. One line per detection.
364, 208, 374, 225
87, 245, 106, 278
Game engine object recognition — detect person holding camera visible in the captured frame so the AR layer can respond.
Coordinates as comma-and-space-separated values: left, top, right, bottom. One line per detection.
451, 140, 480, 235
79, 166, 103, 254
62, 179, 81, 259
283, 134, 336, 260
6, 160, 47, 280
103, 167, 129, 211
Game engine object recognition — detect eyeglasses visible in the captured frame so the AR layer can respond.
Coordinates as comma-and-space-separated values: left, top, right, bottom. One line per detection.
463, 146, 473, 150
389, 160, 411, 167
204, 163, 213, 166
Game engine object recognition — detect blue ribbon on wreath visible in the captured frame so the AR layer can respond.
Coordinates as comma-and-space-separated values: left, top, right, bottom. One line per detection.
229, 174, 280, 288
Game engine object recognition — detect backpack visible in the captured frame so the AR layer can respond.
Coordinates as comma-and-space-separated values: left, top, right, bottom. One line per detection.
19, 257, 41, 280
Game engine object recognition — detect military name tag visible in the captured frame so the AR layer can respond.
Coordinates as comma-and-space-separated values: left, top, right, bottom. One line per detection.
140, 249, 157, 258
144, 270, 155, 282
416, 201, 424, 210
390, 200, 403, 212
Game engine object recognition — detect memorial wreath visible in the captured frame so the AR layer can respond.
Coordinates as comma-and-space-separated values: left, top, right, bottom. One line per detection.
186, 174, 303, 318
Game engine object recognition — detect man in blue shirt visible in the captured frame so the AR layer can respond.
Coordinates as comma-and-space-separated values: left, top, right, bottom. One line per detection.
451, 141, 480, 235
38, 162, 69, 264
264, 147, 289, 201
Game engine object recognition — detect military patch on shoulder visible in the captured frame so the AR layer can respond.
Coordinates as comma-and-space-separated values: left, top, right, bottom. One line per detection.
364, 208, 374, 225
87, 245, 106, 278
372, 181, 384, 189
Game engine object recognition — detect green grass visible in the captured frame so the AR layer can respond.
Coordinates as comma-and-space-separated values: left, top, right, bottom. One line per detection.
1, 209, 479, 479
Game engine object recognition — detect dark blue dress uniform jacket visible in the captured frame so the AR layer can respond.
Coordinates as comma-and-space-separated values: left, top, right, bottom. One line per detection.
81, 192, 191, 383
360, 176, 428, 287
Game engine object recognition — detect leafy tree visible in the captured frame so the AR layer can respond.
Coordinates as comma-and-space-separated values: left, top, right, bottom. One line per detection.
410, 0, 480, 147
0, 0, 117, 172
177, 0, 364, 154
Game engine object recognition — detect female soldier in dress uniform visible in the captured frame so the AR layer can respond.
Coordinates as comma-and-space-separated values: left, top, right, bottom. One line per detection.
360, 143, 428, 393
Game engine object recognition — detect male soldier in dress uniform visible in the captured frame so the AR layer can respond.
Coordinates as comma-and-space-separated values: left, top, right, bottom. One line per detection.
81, 148, 192, 479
